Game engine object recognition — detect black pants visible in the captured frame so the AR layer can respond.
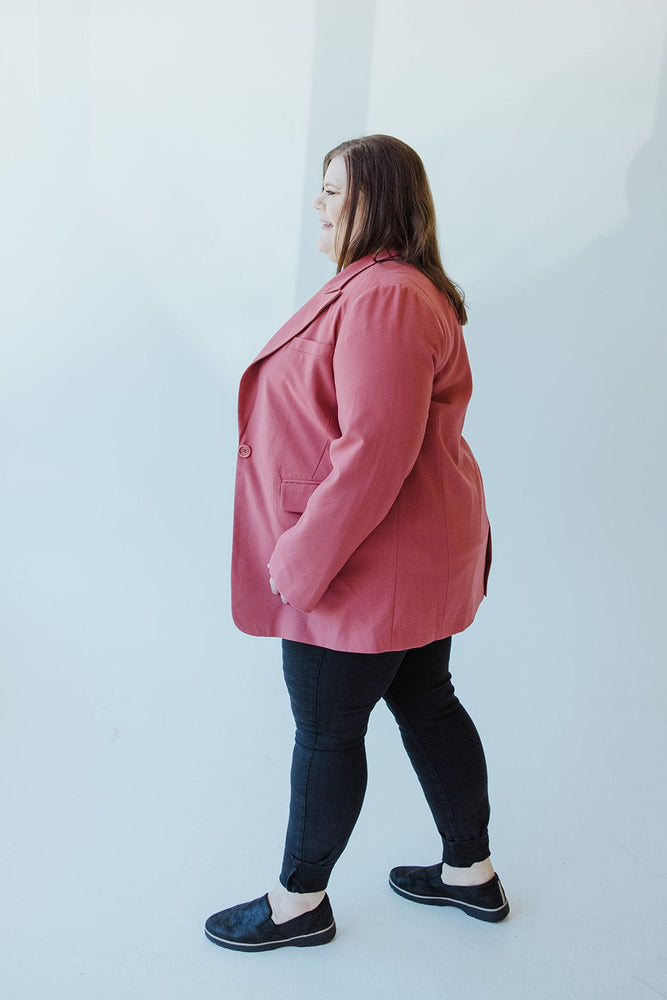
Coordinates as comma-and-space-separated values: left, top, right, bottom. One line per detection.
279, 637, 491, 893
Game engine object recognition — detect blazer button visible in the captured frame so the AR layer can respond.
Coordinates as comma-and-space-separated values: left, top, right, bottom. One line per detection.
238, 444, 252, 458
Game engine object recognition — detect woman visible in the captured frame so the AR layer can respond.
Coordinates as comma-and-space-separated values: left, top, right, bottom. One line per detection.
205, 134, 509, 952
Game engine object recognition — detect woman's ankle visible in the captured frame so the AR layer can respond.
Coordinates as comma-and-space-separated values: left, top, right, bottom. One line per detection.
268, 882, 326, 924
441, 857, 495, 887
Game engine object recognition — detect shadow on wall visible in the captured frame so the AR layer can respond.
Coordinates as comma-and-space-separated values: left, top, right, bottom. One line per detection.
468, 26, 667, 682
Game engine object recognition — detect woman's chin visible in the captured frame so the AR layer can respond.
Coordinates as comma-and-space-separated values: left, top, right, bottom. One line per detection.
315, 236, 336, 261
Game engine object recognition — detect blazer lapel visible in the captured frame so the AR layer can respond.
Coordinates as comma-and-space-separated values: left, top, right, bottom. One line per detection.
237, 254, 399, 438
250, 254, 397, 365
251, 286, 342, 365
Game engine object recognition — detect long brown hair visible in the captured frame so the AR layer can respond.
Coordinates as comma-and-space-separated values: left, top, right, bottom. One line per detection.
324, 134, 467, 324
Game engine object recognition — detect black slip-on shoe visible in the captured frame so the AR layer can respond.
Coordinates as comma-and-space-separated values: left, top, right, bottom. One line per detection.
389, 864, 510, 922
204, 893, 336, 952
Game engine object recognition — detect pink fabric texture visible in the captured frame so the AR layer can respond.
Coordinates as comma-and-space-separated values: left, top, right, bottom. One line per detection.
231, 254, 491, 653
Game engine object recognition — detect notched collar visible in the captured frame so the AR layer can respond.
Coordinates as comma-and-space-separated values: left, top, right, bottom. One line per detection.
248, 253, 399, 366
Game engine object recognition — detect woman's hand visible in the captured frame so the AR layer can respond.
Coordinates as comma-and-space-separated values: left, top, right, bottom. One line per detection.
268, 568, 289, 604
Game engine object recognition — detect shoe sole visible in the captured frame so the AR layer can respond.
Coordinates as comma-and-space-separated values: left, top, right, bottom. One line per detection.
204, 920, 336, 952
388, 877, 510, 923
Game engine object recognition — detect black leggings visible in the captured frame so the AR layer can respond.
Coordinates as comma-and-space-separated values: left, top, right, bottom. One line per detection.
279, 637, 491, 893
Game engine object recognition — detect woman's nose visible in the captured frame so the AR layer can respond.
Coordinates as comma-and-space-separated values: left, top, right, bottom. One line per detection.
313, 192, 324, 210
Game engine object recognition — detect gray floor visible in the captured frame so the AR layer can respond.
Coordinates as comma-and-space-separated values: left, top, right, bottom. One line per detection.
2, 569, 666, 999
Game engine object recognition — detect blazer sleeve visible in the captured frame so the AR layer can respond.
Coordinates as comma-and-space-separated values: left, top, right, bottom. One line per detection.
268, 280, 448, 613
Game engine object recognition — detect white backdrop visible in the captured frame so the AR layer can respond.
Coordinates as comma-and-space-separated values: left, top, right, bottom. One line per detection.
1, 2, 666, 998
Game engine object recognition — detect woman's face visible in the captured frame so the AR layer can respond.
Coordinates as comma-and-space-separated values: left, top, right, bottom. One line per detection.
313, 156, 348, 263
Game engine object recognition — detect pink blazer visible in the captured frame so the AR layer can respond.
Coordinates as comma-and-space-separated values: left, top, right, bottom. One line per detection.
231, 254, 491, 653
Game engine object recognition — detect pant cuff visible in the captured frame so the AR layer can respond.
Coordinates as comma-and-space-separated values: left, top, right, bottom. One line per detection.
441, 832, 490, 868
280, 853, 333, 893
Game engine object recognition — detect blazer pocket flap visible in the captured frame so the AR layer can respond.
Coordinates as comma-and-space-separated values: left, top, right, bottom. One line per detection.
286, 337, 334, 358
280, 479, 320, 513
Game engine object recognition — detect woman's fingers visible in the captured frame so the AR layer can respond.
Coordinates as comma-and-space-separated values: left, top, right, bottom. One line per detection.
269, 575, 289, 604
